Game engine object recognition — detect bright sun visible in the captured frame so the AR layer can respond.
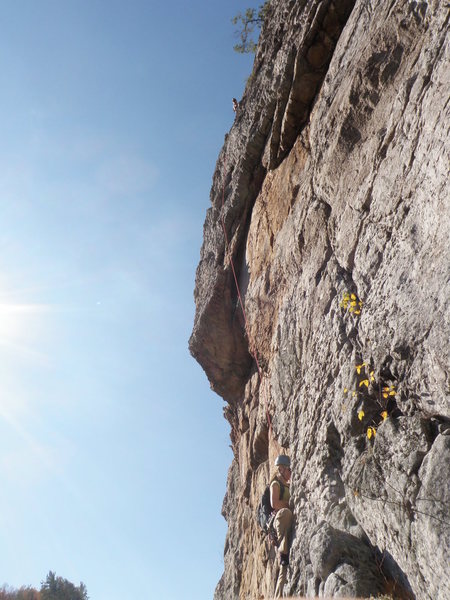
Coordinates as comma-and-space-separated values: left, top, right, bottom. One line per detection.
0, 301, 51, 364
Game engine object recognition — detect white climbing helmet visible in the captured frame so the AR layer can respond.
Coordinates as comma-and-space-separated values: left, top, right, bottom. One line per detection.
275, 455, 291, 468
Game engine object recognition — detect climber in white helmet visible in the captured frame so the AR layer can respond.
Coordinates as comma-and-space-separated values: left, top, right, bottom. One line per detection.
270, 454, 293, 598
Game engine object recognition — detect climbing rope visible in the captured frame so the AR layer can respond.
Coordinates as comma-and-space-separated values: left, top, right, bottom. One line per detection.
220, 157, 273, 437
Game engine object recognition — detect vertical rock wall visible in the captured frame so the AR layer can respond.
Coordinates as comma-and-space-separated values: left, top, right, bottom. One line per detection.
190, 1, 449, 598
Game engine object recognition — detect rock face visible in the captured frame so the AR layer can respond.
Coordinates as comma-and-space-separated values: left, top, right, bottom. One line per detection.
190, 1, 450, 598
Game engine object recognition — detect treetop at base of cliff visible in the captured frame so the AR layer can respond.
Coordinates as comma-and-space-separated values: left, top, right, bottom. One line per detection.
0, 572, 89, 600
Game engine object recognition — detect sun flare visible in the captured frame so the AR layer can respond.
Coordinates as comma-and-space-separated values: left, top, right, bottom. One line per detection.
0, 301, 52, 364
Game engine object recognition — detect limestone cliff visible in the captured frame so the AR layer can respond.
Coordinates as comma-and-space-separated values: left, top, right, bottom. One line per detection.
190, 1, 449, 598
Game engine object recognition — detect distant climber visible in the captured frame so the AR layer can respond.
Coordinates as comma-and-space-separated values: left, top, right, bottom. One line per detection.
232, 97, 239, 112
270, 454, 293, 598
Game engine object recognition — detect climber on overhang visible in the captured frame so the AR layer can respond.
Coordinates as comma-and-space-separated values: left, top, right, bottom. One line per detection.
270, 454, 293, 598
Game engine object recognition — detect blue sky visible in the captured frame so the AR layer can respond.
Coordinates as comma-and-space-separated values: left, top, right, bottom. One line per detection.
0, 2, 257, 598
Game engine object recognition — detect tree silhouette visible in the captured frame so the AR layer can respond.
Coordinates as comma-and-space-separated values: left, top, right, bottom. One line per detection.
40, 572, 88, 600
231, 2, 270, 53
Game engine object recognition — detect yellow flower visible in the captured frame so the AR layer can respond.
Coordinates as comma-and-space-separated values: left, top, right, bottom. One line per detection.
359, 379, 369, 388
383, 385, 396, 398
369, 371, 375, 382
367, 426, 376, 439
341, 292, 350, 308
341, 292, 362, 315
358, 410, 365, 421
344, 388, 348, 394
355, 363, 366, 374
381, 411, 388, 420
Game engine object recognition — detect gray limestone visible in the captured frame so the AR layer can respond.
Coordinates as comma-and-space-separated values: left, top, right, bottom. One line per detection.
190, 0, 450, 598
